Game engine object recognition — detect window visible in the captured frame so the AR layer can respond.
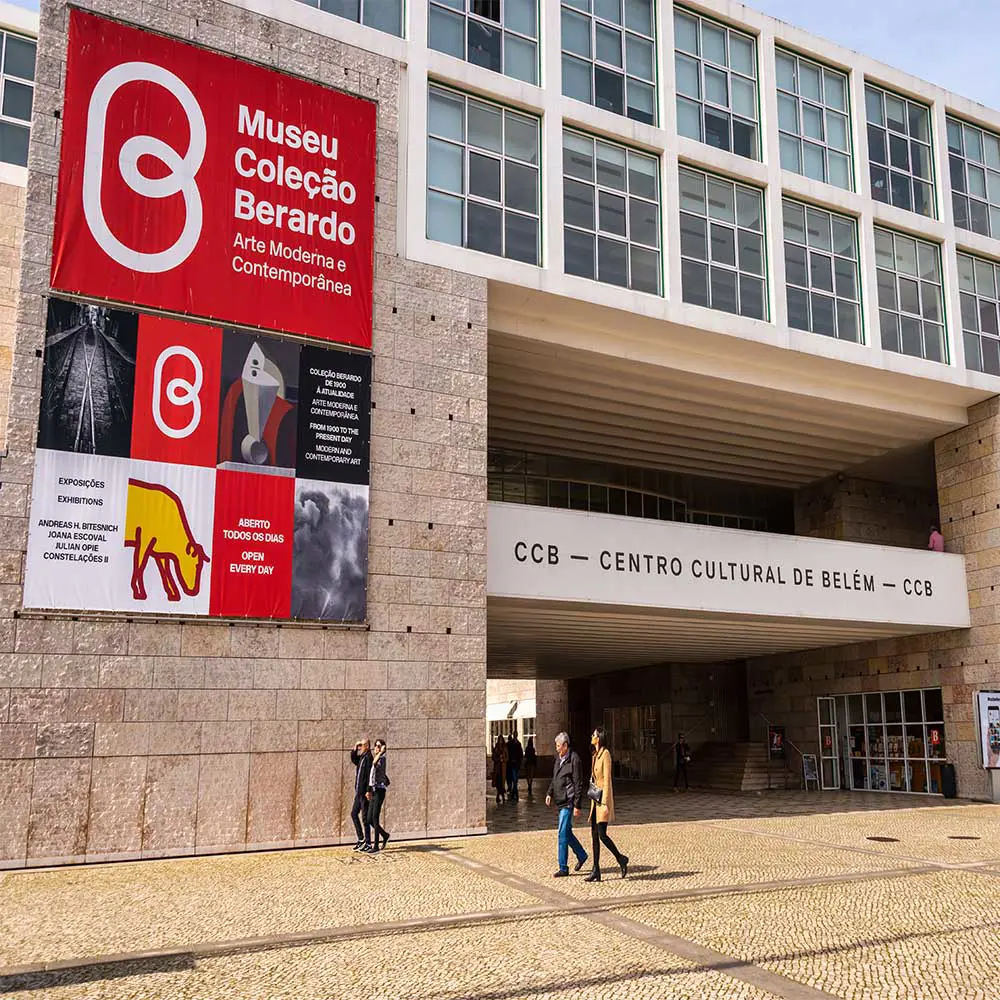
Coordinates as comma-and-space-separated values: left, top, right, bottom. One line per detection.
293, 0, 402, 36
783, 200, 860, 342
429, 0, 538, 84
426, 86, 540, 265
957, 252, 1000, 375
0, 31, 34, 167
679, 166, 766, 318
865, 84, 934, 218
674, 7, 758, 160
775, 49, 852, 190
562, 130, 661, 293
875, 227, 945, 362
947, 116, 1000, 238
561, 0, 656, 125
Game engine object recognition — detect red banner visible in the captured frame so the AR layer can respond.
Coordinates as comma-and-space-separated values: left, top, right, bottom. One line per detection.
51, 11, 376, 349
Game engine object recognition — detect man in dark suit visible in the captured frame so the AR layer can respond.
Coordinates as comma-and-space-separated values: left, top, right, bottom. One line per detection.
545, 731, 587, 877
506, 733, 524, 801
350, 736, 373, 849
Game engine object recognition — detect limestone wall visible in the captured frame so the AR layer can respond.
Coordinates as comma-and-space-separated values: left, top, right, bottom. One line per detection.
0, 179, 25, 447
0, 0, 488, 866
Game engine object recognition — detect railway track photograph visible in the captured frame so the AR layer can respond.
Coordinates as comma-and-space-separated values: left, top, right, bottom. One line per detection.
37, 298, 137, 456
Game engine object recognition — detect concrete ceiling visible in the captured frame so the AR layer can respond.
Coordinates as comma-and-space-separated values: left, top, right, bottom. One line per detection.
487, 597, 950, 679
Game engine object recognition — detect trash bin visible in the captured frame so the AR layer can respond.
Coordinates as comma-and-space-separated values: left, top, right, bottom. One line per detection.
941, 763, 957, 799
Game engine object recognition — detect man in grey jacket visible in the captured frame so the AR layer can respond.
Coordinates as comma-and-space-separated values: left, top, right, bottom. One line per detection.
545, 731, 587, 877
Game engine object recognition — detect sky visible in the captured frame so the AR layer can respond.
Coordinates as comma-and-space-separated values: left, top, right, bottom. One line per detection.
752, 0, 1000, 108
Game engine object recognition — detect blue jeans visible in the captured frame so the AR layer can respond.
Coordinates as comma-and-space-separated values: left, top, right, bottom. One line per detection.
557, 806, 587, 873
507, 765, 520, 798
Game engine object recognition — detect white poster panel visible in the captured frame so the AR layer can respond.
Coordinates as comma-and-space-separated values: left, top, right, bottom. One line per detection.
487, 502, 971, 628
978, 691, 1000, 769
24, 449, 215, 615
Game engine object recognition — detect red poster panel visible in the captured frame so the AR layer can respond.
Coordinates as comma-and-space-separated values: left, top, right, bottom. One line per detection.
131, 316, 222, 467
52, 10, 376, 349
209, 470, 294, 619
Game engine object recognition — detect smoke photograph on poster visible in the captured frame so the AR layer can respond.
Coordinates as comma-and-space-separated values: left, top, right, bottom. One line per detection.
24, 297, 371, 623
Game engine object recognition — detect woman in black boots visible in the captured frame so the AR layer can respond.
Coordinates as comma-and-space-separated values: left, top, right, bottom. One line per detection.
586, 727, 629, 882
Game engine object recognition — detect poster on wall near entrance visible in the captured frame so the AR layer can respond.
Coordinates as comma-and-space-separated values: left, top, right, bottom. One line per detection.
768, 726, 785, 759
50, 10, 376, 349
977, 691, 1000, 768
23, 297, 371, 622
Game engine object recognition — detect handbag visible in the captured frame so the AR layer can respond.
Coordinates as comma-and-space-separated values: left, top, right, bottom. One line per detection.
587, 778, 603, 804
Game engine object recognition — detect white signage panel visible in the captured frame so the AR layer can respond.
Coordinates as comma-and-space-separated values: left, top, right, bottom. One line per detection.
977, 691, 1000, 769
487, 503, 971, 628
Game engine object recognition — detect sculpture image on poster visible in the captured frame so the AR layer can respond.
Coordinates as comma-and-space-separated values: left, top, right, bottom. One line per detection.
23, 298, 371, 622
978, 691, 1000, 769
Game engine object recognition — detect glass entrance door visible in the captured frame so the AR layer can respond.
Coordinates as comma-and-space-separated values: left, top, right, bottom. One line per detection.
817, 696, 840, 789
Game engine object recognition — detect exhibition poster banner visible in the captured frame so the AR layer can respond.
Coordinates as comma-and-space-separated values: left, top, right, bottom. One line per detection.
23, 298, 371, 622
51, 10, 376, 349
979, 691, 1000, 769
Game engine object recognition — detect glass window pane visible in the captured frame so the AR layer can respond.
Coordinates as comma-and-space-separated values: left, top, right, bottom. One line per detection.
803, 142, 825, 181
837, 300, 859, 341
428, 137, 463, 193
732, 76, 756, 119
740, 274, 765, 319
900, 315, 922, 356
1, 79, 31, 122
704, 107, 731, 151
427, 190, 463, 244
799, 62, 821, 102
467, 200, 503, 255
505, 212, 538, 264
958, 253, 976, 292
877, 269, 897, 310
969, 164, 987, 199
702, 23, 727, 66
890, 171, 911, 211
730, 35, 755, 77
469, 151, 501, 200
506, 0, 537, 37
784, 243, 808, 286
676, 52, 701, 99
564, 132, 594, 179
806, 208, 832, 251
628, 153, 658, 200
705, 65, 729, 107
626, 34, 654, 81
565, 227, 595, 278
468, 102, 503, 152
563, 53, 593, 102
674, 10, 699, 55
885, 94, 906, 133
596, 142, 627, 189
596, 23, 623, 67
783, 200, 806, 242
677, 96, 702, 140
625, 0, 653, 35
834, 257, 857, 298
812, 293, 836, 336
953, 192, 970, 231
965, 126, 984, 163
598, 236, 629, 286
776, 52, 797, 93
599, 189, 627, 236
738, 231, 763, 275
732, 119, 756, 159
828, 151, 851, 190
707, 179, 735, 222
710, 265, 738, 313
947, 118, 964, 154
595, 65, 625, 114
627, 79, 655, 125
3, 36, 35, 81
429, 88, 465, 141
824, 70, 846, 111
986, 134, 1000, 170
505, 161, 537, 213
506, 113, 539, 163
880, 309, 900, 351
802, 103, 824, 141
810, 251, 834, 292
895, 235, 918, 276
630, 245, 660, 294
865, 86, 884, 125
832, 218, 855, 257
917, 243, 940, 281
680, 212, 708, 259
827, 111, 848, 151
976, 257, 996, 296
779, 134, 801, 173
468, 19, 503, 73
911, 141, 931, 180
629, 198, 659, 246
736, 188, 762, 230
505, 36, 537, 84
564, 179, 595, 229
961, 292, 979, 331
899, 277, 920, 314
908, 103, 930, 142
429, 5, 465, 57
875, 229, 895, 267
682, 258, 710, 306
787, 286, 810, 329
979, 299, 998, 335
562, 8, 592, 56
710, 222, 736, 265
679, 168, 706, 213
867, 124, 887, 165
595, 0, 621, 23
778, 93, 799, 134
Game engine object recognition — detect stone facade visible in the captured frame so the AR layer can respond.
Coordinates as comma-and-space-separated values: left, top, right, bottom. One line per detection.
0, 0, 488, 867
0, 179, 25, 445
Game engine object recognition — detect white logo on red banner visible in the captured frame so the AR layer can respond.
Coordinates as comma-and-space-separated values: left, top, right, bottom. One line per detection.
83, 61, 206, 273
152, 345, 203, 439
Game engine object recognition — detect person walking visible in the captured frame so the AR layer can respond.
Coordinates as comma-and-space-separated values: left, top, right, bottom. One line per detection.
586, 727, 628, 882
491, 736, 508, 804
674, 732, 690, 792
523, 737, 537, 797
506, 732, 524, 801
350, 736, 373, 849
928, 524, 944, 552
363, 738, 391, 853
545, 732, 587, 877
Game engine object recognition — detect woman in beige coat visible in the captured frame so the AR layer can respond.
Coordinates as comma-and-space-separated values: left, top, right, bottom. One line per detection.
586, 727, 629, 882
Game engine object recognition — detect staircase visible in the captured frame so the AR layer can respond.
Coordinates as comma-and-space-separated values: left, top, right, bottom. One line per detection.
685, 741, 797, 792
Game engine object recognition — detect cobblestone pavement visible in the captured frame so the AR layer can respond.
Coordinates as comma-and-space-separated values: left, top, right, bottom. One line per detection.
2, 791, 998, 1000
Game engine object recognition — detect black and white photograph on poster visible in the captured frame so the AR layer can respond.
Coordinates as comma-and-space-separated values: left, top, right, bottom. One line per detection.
37, 298, 137, 457
217, 329, 300, 475
296, 347, 371, 485
291, 480, 368, 622
978, 691, 1000, 769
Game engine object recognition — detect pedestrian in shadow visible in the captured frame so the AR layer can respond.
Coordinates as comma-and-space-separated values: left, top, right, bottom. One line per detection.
674, 733, 690, 792
506, 732, 523, 801
362, 738, 391, 853
546, 732, 587, 877
491, 735, 508, 805
586, 727, 628, 882
523, 737, 537, 797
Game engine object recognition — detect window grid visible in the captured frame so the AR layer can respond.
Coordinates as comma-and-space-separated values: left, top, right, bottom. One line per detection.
428, 0, 539, 85
561, 0, 657, 125
782, 199, 861, 343
947, 116, 1000, 239
874, 226, 946, 362
957, 251, 1000, 375
674, 7, 759, 161
865, 84, 935, 218
775, 48, 852, 190
426, 85, 541, 266
0, 31, 34, 168
291, 0, 402, 36
562, 129, 661, 294
679, 166, 767, 319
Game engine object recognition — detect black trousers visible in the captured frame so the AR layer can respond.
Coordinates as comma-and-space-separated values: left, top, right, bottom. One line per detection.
365, 787, 388, 849
590, 813, 625, 870
674, 761, 689, 788
350, 791, 366, 842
